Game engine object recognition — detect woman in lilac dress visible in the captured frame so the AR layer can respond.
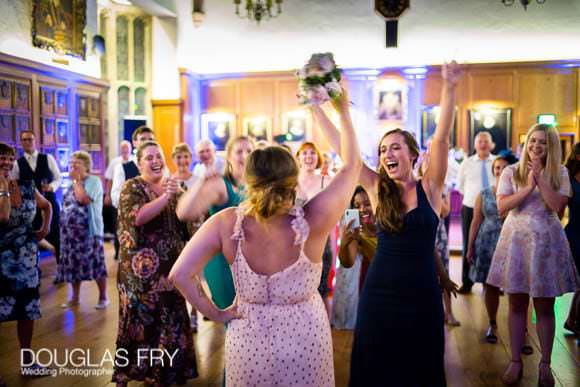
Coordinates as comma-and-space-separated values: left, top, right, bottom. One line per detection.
487, 124, 579, 386
57, 151, 109, 309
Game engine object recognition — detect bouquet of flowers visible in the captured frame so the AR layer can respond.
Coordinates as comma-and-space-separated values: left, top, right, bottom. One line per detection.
297, 53, 343, 106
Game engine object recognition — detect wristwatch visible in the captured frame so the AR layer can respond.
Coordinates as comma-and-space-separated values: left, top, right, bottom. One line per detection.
0, 191, 10, 198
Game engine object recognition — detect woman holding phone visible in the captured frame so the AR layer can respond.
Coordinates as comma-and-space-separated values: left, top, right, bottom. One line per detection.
332, 186, 377, 329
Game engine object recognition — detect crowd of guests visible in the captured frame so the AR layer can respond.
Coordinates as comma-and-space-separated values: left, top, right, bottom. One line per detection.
0, 60, 579, 386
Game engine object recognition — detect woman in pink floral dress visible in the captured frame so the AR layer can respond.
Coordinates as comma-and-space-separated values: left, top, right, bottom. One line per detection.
487, 124, 579, 386
113, 141, 197, 387
170, 90, 361, 386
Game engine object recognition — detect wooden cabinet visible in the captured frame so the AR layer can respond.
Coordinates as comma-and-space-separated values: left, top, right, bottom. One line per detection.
0, 53, 108, 177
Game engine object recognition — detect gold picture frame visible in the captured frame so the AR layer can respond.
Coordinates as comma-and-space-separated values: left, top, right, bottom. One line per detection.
32, 0, 87, 59
201, 112, 236, 152
242, 116, 272, 142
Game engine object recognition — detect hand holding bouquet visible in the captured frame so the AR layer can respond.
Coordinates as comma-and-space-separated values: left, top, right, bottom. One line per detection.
297, 53, 343, 106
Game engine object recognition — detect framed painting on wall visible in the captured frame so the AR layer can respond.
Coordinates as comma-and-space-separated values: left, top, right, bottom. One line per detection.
0, 115, 14, 144
468, 108, 512, 154
243, 117, 271, 142
56, 91, 68, 116
56, 119, 68, 144
14, 83, 31, 112
560, 133, 575, 161
0, 80, 12, 110
201, 113, 235, 151
57, 147, 70, 172
42, 118, 55, 146
32, 0, 87, 59
78, 96, 89, 118
420, 106, 457, 149
41, 88, 54, 115
15, 115, 30, 135
281, 112, 308, 143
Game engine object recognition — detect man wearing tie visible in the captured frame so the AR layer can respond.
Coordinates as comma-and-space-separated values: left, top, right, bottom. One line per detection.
12, 130, 62, 262
457, 131, 496, 294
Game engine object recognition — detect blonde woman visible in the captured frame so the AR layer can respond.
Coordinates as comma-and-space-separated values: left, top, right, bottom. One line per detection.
487, 124, 578, 386
169, 92, 361, 386
57, 151, 108, 309
295, 141, 334, 314
172, 142, 202, 331
177, 136, 254, 310
172, 143, 197, 189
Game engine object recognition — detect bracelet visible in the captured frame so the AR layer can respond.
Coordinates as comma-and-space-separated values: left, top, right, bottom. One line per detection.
0, 191, 10, 198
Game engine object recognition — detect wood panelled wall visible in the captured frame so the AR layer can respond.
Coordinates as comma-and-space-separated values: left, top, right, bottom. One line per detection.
151, 99, 182, 171
172, 63, 579, 159
424, 65, 579, 152
0, 53, 109, 177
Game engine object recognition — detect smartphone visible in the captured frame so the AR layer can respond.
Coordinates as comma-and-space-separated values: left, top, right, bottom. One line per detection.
343, 209, 360, 229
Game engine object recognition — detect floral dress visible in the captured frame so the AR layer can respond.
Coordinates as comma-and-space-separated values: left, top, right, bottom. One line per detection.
112, 177, 197, 385
470, 187, 502, 283
56, 178, 107, 283
487, 165, 579, 297
0, 180, 40, 322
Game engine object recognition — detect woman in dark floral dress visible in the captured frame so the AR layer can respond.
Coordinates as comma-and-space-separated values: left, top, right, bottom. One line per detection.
57, 151, 109, 309
0, 142, 52, 377
113, 141, 197, 386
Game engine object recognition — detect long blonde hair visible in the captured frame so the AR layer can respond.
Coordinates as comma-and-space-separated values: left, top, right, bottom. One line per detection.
513, 124, 562, 190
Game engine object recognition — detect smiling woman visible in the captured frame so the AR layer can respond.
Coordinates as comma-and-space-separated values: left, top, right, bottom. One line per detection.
112, 141, 197, 386
486, 124, 578, 386
0, 141, 52, 380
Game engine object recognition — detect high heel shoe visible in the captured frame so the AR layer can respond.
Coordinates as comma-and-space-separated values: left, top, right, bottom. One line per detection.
538, 361, 555, 387
501, 360, 523, 385
485, 325, 498, 344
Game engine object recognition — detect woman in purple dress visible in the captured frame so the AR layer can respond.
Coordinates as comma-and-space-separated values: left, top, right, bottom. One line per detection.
487, 125, 579, 386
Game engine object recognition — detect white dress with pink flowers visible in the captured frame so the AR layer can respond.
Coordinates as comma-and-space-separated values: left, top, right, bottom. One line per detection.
225, 206, 335, 386
486, 165, 579, 297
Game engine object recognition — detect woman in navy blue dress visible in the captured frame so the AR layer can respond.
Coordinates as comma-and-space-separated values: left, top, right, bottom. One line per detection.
312, 61, 462, 386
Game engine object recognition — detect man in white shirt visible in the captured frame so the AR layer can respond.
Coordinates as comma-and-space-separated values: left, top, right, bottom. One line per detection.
457, 131, 497, 293
11, 130, 62, 261
104, 140, 132, 206
192, 139, 226, 178
110, 127, 155, 208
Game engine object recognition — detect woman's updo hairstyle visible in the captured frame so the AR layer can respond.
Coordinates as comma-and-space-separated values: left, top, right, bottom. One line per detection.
244, 146, 299, 221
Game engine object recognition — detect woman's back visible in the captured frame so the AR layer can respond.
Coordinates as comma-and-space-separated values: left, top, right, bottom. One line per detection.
225, 206, 334, 386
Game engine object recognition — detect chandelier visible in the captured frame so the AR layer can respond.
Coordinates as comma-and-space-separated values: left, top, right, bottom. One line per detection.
234, 0, 283, 24
501, 0, 546, 10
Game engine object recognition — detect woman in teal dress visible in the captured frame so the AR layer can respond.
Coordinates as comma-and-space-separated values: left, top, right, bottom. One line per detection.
0, 142, 52, 378
177, 136, 254, 309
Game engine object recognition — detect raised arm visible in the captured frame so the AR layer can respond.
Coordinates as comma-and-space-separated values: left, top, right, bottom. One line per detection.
305, 92, 362, 243
423, 61, 461, 204
169, 209, 240, 323
311, 104, 378, 195
337, 220, 360, 268
176, 176, 226, 221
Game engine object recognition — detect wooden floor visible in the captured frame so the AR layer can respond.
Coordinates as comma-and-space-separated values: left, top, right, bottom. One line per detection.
0, 243, 578, 387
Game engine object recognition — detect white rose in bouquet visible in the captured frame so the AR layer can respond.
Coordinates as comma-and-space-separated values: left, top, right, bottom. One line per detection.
297, 53, 343, 106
